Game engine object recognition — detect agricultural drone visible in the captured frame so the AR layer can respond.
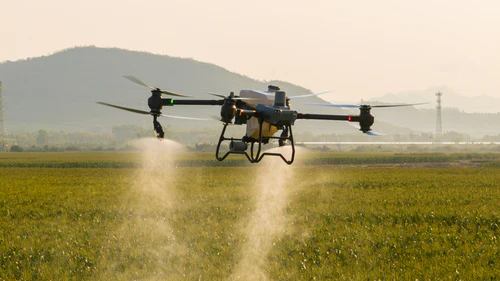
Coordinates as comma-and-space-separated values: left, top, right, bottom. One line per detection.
98, 76, 425, 164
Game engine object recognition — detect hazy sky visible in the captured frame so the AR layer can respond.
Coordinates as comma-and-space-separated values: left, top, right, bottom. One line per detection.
1, 0, 499, 100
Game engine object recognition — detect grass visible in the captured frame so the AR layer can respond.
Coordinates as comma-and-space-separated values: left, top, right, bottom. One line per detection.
2, 151, 500, 168
275, 167, 499, 280
0, 152, 498, 280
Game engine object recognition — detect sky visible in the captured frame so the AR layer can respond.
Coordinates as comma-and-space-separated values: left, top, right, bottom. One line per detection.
1, 0, 499, 100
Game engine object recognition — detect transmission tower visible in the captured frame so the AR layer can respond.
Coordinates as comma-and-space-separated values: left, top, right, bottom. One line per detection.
435, 92, 443, 141
0, 81, 7, 152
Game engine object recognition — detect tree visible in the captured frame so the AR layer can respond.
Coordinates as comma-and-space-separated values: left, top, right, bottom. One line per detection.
10, 145, 23, 152
112, 125, 150, 143
36, 130, 49, 147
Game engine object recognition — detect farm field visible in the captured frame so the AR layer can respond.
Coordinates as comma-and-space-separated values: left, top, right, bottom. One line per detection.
0, 149, 499, 280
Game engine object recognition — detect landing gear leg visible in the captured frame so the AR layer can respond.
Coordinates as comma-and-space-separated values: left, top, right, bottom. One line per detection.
153, 115, 165, 139
279, 126, 289, 147
214, 121, 295, 164
251, 120, 295, 164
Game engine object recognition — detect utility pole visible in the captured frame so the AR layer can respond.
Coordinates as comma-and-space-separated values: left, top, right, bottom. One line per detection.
0, 81, 7, 152
435, 92, 442, 142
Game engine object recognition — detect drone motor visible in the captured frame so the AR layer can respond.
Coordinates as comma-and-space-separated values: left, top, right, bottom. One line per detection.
148, 91, 163, 114
358, 105, 375, 133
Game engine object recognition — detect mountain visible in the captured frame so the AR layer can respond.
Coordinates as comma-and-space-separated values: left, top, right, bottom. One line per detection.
1, 46, 498, 139
0, 46, 353, 135
369, 86, 500, 113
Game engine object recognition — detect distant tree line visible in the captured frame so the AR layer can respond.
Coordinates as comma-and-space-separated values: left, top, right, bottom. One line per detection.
4, 125, 500, 153
6, 125, 147, 152
294, 130, 490, 143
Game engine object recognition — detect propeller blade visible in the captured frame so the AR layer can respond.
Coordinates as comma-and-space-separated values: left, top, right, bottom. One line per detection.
160, 114, 209, 121
123, 75, 192, 97
209, 93, 227, 99
234, 97, 257, 101
97, 102, 150, 115
309, 102, 427, 108
123, 75, 154, 90
289, 91, 332, 99
370, 102, 429, 108
348, 123, 386, 136
366, 131, 386, 136
308, 103, 359, 108
208, 93, 256, 101
210, 115, 234, 125
159, 89, 192, 98
210, 115, 221, 121
348, 122, 361, 129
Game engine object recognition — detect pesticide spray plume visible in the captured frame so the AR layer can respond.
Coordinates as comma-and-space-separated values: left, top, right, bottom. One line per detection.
131, 137, 185, 159
101, 138, 186, 280
128, 138, 185, 209
230, 145, 303, 280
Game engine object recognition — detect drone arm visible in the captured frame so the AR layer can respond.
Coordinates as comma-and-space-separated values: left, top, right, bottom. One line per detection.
297, 113, 377, 133
297, 113, 358, 122
162, 98, 224, 106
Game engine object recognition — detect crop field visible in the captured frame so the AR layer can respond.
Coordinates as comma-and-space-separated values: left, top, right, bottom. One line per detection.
0, 145, 499, 280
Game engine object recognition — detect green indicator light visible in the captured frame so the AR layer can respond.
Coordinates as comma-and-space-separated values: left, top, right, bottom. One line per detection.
170, 99, 174, 105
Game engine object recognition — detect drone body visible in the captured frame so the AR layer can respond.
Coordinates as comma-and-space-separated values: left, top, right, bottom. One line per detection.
239, 88, 296, 138
98, 76, 425, 164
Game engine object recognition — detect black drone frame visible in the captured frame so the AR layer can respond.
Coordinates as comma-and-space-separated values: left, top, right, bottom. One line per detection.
97, 76, 386, 165
160, 98, 296, 164
161, 98, 372, 165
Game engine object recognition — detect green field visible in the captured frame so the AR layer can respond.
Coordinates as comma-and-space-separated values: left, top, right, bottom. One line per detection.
0, 152, 499, 280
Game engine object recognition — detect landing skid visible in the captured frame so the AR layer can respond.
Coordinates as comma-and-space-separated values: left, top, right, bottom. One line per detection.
215, 121, 295, 164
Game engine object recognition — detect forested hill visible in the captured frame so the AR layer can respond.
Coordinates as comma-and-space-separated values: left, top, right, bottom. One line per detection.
1, 46, 499, 138
0, 46, 350, 134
